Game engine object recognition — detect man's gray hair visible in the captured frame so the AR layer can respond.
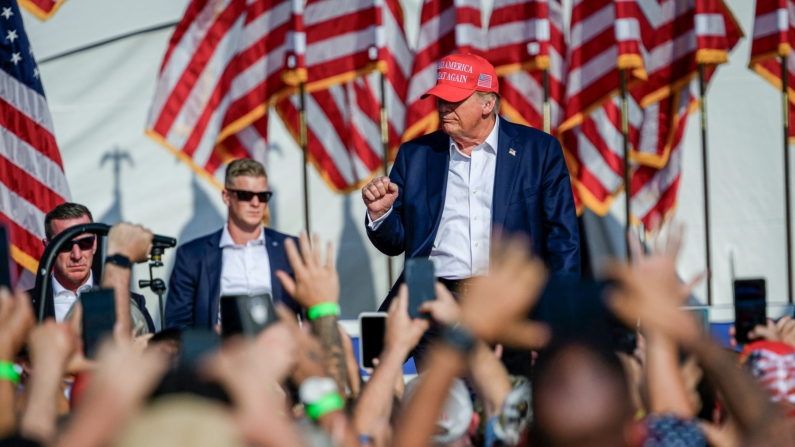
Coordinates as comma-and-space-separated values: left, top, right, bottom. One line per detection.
477, 91, 500, 117
44, 203, 93, 239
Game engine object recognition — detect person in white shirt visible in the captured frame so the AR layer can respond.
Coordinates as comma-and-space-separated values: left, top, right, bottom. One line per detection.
28, 203, 156, 332
164, 159, 300, 329
362, 53, 580, 371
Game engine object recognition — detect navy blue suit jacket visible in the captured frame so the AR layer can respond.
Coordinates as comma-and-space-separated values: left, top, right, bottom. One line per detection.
367, 118, 580, 308
164, 227, 300, 329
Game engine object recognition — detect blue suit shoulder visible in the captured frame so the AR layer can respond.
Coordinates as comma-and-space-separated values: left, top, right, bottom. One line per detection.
400, 130, 448, 152
263, 227, 296, 244
177, 229, 223, 255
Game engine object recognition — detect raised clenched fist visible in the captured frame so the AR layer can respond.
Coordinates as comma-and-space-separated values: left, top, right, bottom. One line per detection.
362, 176, 399, 221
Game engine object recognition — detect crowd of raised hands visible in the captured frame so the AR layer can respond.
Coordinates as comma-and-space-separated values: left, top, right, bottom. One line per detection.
2, 222, 795, 447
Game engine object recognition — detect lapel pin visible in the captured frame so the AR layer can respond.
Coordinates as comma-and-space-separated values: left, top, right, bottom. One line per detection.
509, 148, 516, 156
272, 241, 278, 247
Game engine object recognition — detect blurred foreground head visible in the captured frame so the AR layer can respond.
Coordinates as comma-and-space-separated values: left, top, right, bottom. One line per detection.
404, 376, 475, 447
533, 343, 641, 447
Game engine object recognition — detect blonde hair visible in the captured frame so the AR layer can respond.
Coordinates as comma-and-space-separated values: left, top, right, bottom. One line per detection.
225, 159, 267, 188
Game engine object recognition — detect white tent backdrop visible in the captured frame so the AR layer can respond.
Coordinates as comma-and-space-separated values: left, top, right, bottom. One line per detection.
19, 0, 789, 325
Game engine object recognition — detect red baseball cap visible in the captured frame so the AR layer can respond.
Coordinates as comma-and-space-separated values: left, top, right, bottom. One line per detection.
421, 53, 499, 102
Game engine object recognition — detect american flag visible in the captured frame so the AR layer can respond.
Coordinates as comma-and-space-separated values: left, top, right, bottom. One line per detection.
0, 0, 70, 275
486, 0, 566, 135
301, 0, 383, 91
562, 0, 741, 226
750, 0, 795, 140
276, 0, 411, 191
17, 0, 63, 20
402, 0, 485, 143
146, 0, 303, 185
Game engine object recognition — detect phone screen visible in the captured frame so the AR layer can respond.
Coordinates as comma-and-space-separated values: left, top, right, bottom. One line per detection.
180, 329, 220, 369
405, 258, 435, 319
220, 294, 277, 338
359, 313, 387, 369
734, 279, 766, 345
81, 289, 116, 358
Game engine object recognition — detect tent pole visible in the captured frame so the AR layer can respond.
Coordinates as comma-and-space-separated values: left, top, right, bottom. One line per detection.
620, 69, 631, 261
543, 68, 551, 134
299, 82, 311, 234
782, 54, 793, 304
698, 64, 713, 306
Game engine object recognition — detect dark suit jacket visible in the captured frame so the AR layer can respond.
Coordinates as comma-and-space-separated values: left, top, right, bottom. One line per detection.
28, 284, 156, 334
164, 227, 299, 329
367, 118, 580, 309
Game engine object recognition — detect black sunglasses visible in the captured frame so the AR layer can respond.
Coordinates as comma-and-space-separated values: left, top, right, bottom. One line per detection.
58, 235, 96, 253
227, 189, 273, 203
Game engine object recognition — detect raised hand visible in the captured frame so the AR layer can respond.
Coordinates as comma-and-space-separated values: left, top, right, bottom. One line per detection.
0, 288, 35, 361
105, 222, 153, 263
276, 232, 339, 308
460, 235, 550, 348
362, 176, 398, 221
384, 285, 430, 357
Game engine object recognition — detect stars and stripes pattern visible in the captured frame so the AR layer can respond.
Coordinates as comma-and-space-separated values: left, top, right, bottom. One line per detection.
17, 0, 65, 21
487, 0, 566, 135
402, 0, 485, 142
0, 0, 70, 274
562, 0, 741, 226
275, 0, 410, 191
146, 0, 304, 186
559, 0, 648, 136
301, 0, 383, 91
750, 0, 795, 140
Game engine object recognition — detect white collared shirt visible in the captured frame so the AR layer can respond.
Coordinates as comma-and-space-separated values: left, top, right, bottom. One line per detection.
219, 224, 272, 298
369, 118, 499, 279
52, 271, 94, 323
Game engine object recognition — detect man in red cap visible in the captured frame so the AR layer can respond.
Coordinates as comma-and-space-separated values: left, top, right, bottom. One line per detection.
361, 54, 579, 370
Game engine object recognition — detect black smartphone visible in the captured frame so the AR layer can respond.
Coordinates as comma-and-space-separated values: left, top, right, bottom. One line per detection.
81, 288, 116, 359
180, 329, 220, 369
405, 258, 435, 319
220, 294, 277, 338
359, 312, 387, 369
734, 279, 767, 345
0, 225, 12, 289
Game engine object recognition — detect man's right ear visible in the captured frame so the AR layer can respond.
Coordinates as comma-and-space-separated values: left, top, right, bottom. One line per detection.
42, 238, 48, 248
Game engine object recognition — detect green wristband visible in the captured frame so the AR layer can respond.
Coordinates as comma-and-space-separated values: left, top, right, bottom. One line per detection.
0, 361, 20, 385
307, 302, 340, 321
305, 392, 344, 420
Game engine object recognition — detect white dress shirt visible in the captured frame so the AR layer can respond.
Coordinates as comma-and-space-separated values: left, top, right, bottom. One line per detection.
52, 271, 94, 323
369, 118, 499, 279
219, 224, 273, 297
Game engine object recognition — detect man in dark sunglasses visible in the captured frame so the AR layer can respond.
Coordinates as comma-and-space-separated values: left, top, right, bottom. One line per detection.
27, 202, 155, 333
165, 159, 301, 329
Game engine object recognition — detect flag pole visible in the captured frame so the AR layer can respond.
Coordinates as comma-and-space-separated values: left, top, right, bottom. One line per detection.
698, 63, 713, 306
299, 81, 311, 234
542, 69, 551, 134
782, 54, 794, 304
379, 72, 394, 287
620, 68, 631, 261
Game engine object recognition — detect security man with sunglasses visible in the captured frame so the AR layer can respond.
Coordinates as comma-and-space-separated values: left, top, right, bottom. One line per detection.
29, 202, 156, 332
164, 159, 300, 329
